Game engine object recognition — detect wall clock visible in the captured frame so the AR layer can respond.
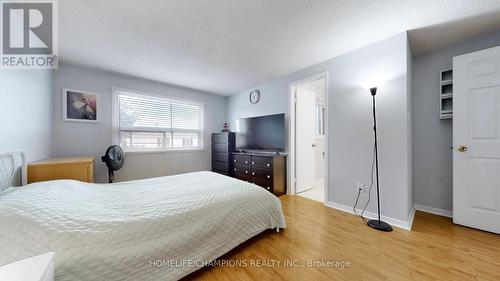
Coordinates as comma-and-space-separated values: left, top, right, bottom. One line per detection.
249, 90, 260, 104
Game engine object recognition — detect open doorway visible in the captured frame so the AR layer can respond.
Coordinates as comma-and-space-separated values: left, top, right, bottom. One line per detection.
289, 73, 328, 203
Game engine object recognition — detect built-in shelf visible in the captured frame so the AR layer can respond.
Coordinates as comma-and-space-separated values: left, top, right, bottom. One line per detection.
441, 69, 453, 81
441, 83, 453, 95
440, 69, 453, 119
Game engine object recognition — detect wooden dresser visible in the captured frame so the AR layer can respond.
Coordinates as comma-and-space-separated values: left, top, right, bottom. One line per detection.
232, 152, 287, 196
28, 157, 95, 184
211, 132, 236, 176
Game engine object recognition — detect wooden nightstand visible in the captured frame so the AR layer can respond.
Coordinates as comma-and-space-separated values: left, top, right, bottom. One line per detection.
28, 157, 95, 184
0, 252, 55, 281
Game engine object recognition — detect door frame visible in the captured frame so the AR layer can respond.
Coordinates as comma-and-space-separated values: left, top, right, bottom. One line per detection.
288, 71, 329, 204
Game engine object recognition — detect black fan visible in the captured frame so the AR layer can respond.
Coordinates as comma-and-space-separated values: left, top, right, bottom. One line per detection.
101, 145, 124, 183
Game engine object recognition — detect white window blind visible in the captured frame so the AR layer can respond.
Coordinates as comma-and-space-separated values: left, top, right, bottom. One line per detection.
114, 90, 203, 152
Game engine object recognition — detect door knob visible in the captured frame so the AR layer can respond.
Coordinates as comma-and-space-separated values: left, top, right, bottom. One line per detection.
457, 145, 468, 152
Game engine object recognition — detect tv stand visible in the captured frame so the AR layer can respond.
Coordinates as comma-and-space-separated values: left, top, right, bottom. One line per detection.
232, 151, 287, 196
210, 133, 287, 196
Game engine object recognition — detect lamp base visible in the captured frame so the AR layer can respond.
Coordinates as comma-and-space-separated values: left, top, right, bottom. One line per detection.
367, 219, 393, 232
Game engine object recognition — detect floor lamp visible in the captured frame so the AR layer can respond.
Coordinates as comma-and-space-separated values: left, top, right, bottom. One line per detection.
367, 87, 393, 232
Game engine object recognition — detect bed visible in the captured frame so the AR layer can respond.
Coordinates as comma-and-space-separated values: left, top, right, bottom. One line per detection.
0, 152, 286, 281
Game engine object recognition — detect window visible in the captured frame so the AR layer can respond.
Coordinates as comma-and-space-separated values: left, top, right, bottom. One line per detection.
316, 103, 325, 136
113, 89, 204, 152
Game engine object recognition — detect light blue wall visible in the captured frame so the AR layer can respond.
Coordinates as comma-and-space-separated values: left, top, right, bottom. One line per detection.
0, 70, 53, 163
412, 30, 500, 212
52, 63, 227, 183
228, 33, 412, 222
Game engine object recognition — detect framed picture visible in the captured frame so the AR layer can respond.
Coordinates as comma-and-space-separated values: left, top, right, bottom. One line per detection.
63, 89, 99, 122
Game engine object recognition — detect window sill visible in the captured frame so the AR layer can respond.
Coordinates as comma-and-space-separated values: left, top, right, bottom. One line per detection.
124, 148, 206, 155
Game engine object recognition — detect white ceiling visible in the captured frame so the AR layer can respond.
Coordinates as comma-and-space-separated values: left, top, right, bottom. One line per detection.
409, 10, 500, 55
60, 0, 500, 95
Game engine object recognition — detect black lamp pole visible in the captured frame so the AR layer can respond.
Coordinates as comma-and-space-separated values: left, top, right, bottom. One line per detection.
367, 87, 393, 232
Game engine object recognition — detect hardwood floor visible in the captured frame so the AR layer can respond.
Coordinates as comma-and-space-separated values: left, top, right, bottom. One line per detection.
184, 195, 500, 281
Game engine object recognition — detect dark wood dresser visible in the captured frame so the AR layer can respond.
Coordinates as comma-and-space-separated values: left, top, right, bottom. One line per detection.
211, 132, 236, 176
232, 152, 287, 196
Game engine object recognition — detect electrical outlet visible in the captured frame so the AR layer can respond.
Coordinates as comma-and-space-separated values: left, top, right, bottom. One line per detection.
355, 183, 365, 192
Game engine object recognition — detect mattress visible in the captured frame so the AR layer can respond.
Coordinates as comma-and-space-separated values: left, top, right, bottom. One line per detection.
0, 171, 286, 281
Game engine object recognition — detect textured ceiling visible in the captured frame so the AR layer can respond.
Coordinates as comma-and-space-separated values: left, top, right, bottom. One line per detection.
59, 0, 500, 95
409, 10, 500, 55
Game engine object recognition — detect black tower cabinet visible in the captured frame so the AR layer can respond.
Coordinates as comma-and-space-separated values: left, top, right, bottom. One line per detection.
211, 132, 236, 176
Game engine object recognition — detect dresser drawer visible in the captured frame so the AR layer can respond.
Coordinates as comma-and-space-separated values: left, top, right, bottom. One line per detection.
253, 178, 274, 193
212, 152, 229, 162
234, 166, 251, 177
212, 161, 228, 171
234, 171, 251, 182
233, 154, 251, 166
251, 156, 273, 170
212, 133, 230, 144
251, 169, 273, 181
212, 169, 228, 176
212, 143, 230, 153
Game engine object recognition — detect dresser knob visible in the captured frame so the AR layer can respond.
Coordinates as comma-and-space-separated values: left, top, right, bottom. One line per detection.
267, 175, 270, 179
252, 162, 255, 165
267, 187, 271, 190
234, 168, 237, 171
245, 170, 248, 174
266, 163, 270, 167
234, 159, 236, 162
252, 172, 255, 175
245, 161, 248, 164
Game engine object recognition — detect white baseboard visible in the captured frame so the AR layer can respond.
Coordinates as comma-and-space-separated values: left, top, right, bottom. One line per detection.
414, 204, 452, 218
324, 201, 414, 231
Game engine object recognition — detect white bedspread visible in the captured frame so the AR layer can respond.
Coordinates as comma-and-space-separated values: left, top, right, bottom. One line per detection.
0, 171, 286, 281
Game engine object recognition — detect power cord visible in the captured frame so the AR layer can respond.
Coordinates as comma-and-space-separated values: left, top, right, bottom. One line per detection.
353, 143, 376, 225
353, 189, 362, 215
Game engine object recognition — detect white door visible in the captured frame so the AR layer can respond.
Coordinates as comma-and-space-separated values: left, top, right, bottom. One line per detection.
296, 86, 316, 193
453, 45, 500, 234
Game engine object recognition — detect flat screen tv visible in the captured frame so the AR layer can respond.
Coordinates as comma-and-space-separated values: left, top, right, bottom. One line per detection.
236, 113, 285, 152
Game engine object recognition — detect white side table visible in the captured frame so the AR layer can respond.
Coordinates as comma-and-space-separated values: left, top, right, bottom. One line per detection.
0, 252, 55, 281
